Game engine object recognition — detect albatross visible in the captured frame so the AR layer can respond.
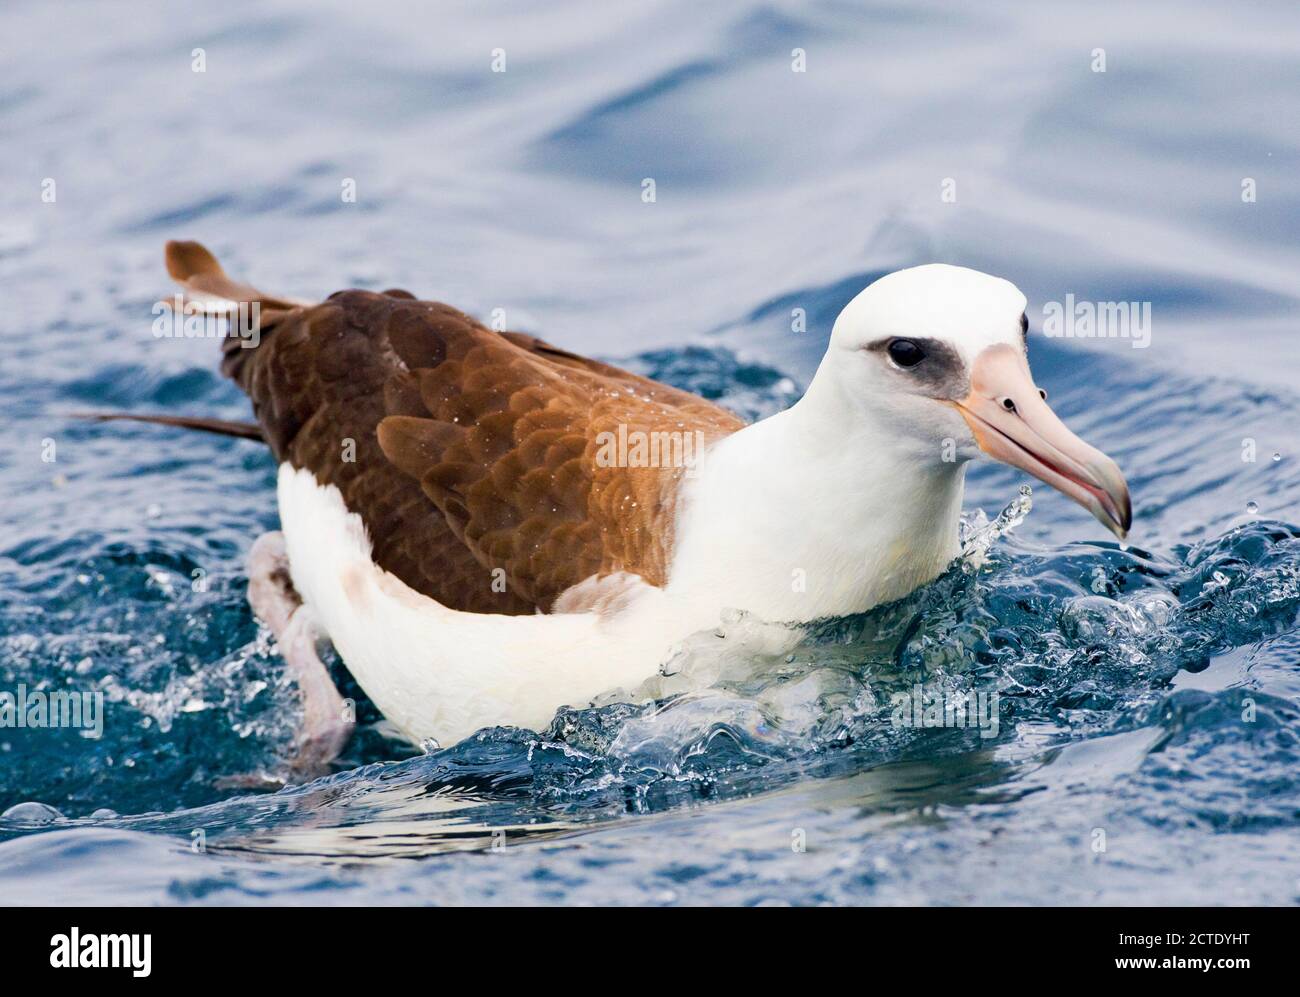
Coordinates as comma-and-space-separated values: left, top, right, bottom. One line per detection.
110, 242, 1131, 772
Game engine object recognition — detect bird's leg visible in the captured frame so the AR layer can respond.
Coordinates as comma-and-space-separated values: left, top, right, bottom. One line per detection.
246, 531, 352, 781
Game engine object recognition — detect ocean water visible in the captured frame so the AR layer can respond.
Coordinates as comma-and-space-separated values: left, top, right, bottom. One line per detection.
2, 0, 1300, 905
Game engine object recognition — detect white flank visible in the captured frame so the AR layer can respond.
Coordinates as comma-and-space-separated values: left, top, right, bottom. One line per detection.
277, 465, 684, 744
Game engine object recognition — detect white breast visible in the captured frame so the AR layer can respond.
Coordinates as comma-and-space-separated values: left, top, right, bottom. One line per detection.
665, 406, 967, 621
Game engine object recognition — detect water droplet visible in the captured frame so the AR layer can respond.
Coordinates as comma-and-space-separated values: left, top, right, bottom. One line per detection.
1, 801, 63, 824
1018, 484, 1033, 497
1246, 501, 1259, 514
1272, 452, 1282, 462
145, 503, 162, 519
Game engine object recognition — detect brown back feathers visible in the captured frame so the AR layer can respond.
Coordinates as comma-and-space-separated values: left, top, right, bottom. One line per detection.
166, 242, 743, 614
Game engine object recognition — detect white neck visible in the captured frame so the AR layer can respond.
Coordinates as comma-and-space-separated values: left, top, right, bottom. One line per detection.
666, 369, 968, 623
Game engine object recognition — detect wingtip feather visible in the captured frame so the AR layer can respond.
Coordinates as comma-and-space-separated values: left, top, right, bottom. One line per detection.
165, 240, 226, 282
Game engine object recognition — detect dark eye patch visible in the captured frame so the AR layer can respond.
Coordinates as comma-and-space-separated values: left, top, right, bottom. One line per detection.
865, 336, 969, 398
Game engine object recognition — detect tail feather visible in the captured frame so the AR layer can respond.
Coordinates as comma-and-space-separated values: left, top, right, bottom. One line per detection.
74, 243, 314, 445
72, 412, 265, 442
163, 237, 316, 388
164, 240, 310, 313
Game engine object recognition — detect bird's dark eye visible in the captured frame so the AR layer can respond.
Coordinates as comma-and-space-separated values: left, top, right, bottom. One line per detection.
886, 338, 926, 368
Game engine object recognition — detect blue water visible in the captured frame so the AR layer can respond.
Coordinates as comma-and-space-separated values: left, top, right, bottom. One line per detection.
3, 0, 1300, 905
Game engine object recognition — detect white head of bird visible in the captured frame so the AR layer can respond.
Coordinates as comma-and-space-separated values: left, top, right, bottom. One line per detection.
809, 263, 1131, 538
667, 263, 1131, 624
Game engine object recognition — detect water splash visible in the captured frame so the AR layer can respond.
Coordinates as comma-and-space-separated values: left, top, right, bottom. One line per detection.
959, 484, 1033, 570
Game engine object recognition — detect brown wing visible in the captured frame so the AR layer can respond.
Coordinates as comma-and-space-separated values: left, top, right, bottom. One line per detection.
166, 241, 744, 614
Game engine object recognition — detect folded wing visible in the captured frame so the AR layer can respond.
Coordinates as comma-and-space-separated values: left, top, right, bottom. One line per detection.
166, 241, 744, 614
